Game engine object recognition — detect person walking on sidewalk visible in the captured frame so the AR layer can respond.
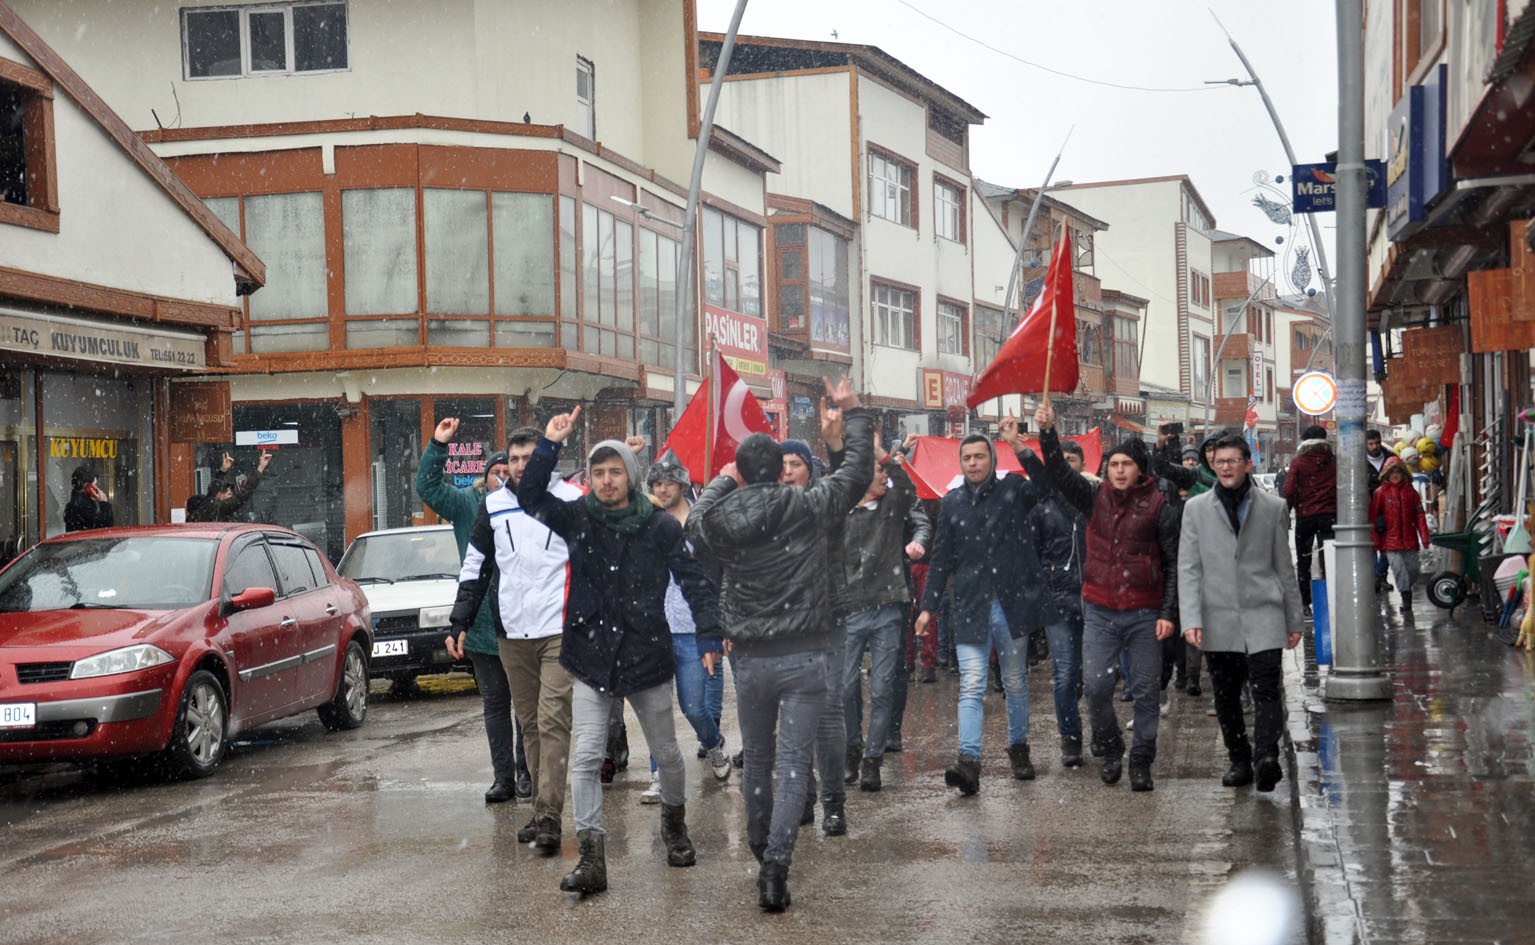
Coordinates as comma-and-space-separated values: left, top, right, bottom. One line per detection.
1177, 434, 1304, 793
1365, 429, 1393, 593
1283, 425, 1338, 613
686, 377, 873, 913
417, 419, 532, 805
835, 434, 930, 792
514, 410, 720, 896
915, 414, 1043, 795
1369, 455, 1432, 614
1035, 403, 1179, 792
450, 426, 580, 856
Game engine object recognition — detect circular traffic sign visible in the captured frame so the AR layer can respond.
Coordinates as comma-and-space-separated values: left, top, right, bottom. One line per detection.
1292, 370, 1337, 416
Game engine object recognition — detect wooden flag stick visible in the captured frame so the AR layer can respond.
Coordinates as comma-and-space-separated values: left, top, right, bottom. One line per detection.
1041, 242, 1059, 408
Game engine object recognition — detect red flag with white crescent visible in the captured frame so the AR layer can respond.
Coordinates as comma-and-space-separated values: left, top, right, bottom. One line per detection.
660, 350, 774, 482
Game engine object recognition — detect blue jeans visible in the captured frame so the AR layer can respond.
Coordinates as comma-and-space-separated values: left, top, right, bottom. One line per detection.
671, 634, 724, 751
842, 603, 905, 760
734, 648, 827, 867
955, 600, 1029, 758
1043, 614, 1083, 742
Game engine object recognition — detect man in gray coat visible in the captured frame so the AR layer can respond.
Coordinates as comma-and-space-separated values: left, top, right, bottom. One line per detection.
1178, 434, 1304, 793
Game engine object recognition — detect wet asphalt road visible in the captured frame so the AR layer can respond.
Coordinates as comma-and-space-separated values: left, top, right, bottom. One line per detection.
1, 668, 1306, 945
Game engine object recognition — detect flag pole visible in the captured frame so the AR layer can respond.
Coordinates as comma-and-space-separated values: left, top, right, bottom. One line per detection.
704, 346, 717, 480
1040, 235, 1065, 408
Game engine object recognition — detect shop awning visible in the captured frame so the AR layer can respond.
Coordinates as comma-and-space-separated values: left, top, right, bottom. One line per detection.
1110, 415, 1146, 434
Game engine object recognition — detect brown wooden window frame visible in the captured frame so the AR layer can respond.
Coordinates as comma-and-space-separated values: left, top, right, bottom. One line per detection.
936, 295, 968, 356
867, 143, 917, 230
933, 173, 966, 244
0, 58, 59, 234
871, 277, 920, 352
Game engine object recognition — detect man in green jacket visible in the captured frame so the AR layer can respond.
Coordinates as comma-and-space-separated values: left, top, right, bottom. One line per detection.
417, 417, 530, 804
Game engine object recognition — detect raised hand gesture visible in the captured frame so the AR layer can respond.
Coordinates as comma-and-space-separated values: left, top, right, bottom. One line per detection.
256, 451, 273, 473
820, 396, 845, 450
824, 375, 860, 411
624, 434, 647, 456
999, 413, 1023, 448
434, 417, 460, 444
220, 452, 235, 473
1035, 402, 1056, 431
546, 405, 582, 443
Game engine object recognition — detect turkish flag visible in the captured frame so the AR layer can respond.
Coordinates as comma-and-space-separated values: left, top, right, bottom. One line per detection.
660, 350, 775, 482
966, 235, 1079, 408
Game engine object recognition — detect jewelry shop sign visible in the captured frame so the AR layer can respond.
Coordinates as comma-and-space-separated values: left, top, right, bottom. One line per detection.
0, 308, 206, 370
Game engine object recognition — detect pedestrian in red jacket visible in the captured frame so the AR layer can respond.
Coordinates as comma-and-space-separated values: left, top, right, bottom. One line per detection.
1369, 456, 1431, 613
1282, 426, 1337, 612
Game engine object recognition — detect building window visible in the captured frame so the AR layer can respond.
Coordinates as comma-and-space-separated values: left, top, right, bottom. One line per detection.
1107, 315, 1138, 379
1192, 334, 1211, 400
935, 178, 963, 242
872, 282, 917, 351
0, 60, 58, 232
580, 202, 634, 358
1074, 230, 1094, 270
774, 222, 849, 347
1190, 270, 1211, 309
868, 148, 914, 227
183, 2, 348, 79
1078, 320, 1100, 366
937, 300, 967, 355
701, 206, 762, 318
342, 188, 418, 345
974, 304, 1006, 369
576, 56, 595, 139
637, 226, 685, 368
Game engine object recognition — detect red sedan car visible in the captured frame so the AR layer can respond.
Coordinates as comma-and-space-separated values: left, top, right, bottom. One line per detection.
0, 524, 372, 778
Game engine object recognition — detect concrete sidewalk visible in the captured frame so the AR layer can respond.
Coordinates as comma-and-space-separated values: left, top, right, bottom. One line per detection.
1284, 592, 1535, 944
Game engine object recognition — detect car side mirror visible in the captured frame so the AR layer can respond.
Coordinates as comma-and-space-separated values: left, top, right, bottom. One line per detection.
226, 586, 276, 612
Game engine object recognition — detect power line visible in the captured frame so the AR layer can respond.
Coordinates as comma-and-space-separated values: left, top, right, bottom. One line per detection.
897, 0, 1225, 94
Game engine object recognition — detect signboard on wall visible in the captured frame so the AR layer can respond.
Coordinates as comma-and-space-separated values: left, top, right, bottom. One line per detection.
703, 304, 767, 376
169, 382, 232, 442
1252, 350, 1266, 399
919, 369, 973, 410
235, 429, 299, 446
0, 307, 207, 371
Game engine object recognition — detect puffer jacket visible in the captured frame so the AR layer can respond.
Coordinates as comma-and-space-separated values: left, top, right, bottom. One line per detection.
515, 439, 720, 697
919, 440, 1042, 644
1283, 439, 1337, 517
835, 457, 932, 615
416, 438, 497, 656
1369, 470, 1430, 552
687, 410, 874, 654
1018, 448, 1086, 624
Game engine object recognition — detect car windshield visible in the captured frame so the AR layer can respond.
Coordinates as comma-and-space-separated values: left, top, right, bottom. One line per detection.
337, 530, 462, 584
0, 537, 217, 612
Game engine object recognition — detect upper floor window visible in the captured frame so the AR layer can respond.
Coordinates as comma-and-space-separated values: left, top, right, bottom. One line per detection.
183, 2, 348, 80
701, 206, 761, 318
868, 148, 914, 227
974, 305, 1006, 369
1190, 270, 1211, 309
1107, 315, 1138, 379
1074, 229, 1094, 270
934, 178, 963, 242
872, 281, 917, 351
0, 60, 58, 232
937, 300, 967, 355
576, 56, 595, 139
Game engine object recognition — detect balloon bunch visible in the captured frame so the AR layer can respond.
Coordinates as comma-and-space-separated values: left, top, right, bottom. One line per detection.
1388, 426, 1442, 474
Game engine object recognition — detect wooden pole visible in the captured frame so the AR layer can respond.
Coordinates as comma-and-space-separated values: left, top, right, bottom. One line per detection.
1040, 239, 1060, 408
704, 347, 716, 479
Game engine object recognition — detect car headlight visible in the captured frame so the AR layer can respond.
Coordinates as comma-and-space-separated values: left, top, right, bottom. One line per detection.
70, 644, 176, 680
418, 605, 453, 629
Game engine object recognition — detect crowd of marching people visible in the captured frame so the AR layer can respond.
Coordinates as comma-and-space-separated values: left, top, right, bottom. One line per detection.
427, 380, 1313, 913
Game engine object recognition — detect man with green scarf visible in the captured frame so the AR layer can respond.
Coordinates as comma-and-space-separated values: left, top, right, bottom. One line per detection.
517, 406, 721, 897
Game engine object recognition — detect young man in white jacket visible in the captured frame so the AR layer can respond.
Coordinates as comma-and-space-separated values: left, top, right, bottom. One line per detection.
450, 425, 583, 854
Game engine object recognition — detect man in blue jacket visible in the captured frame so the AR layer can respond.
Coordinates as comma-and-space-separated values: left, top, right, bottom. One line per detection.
517, 407, 720, 898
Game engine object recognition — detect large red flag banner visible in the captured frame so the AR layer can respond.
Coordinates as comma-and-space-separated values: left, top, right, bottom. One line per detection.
967, 235, 1079, 409
903, 429, 1104, 500
660, 349, 775, 482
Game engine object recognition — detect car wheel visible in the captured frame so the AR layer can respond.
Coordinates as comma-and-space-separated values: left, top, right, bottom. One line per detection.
318, 639, 369, 731
1426, 571, 1464, 609
162, 670, 228, 780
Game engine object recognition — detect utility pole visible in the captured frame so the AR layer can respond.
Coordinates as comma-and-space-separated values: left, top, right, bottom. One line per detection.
1325, 0, 1390, 701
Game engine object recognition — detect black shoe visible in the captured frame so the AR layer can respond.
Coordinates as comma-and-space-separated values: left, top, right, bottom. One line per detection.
944, 753, 980, 795
1119, 688, 1134, 702
732, 750, 744, 769
1100, 756, 1123, 785
799, 795, 815, 826
821, 802, 847, 836
697, 745, 708, 759
989, 665, 1004, 693
516, 817, 539, 843
1186, 683, 1202, 698
843, 744, 861, 785
884, 734, 903, 753
610, 728, 629, 770
1060, 735, 1083, 768
660, 803, 696, 867
600, 756, 616, 784
484, 779, 516, 804
1222, 760, 1255, 787
1400, 590, 1413, 611
859, 757, 882, 792
559, 829, 607, 894
532, 815, 562, 854
1129, 763, 1153, 792
1255, 756, 1283, 792
918, 666, 937, 684
758, 862, 791, 912
514, 768, 532, 800
1007, 742, 1036, 780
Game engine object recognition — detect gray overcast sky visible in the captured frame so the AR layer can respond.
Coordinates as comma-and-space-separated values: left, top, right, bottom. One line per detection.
697, 0, 1341, 295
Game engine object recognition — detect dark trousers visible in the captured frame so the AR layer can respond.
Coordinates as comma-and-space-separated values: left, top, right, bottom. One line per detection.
468, 649, 518, 782
1160, 633, 1201, 689
1294, 514, 1336, 606
1205, 649, 1285, 764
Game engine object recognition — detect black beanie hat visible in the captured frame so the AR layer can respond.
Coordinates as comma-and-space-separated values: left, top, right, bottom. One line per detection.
735, 433, 783, 484
1105, 438, 1150, 475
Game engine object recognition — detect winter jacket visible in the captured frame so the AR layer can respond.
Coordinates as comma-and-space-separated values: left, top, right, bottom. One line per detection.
1365, 449, 1388, 495
188, 469, 263, 523
1153, 436, 1218, 498
415, 438, 498, 656
686, 410, 875, 655
1369, 475, 1430, 552
1178, 483, 1303, 653
1283, 439, 1337, 518
1018, 448, 1086, 624
919, 442, 1042, 645
450, 468, 581, 643
835, 457, 932, 615
63, 490, 113, 532
1040, 427, 1179, 620
514, 438, 719, 697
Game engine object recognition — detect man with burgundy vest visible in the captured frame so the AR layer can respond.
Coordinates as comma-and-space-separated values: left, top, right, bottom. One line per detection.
1035, 403, 1179, 792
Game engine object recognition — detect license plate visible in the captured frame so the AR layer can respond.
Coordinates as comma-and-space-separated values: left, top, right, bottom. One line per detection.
372, 639, 409, 658
0, 702, 36, 730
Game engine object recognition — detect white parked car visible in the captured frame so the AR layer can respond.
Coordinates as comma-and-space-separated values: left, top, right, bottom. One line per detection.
336, 525, 467, 692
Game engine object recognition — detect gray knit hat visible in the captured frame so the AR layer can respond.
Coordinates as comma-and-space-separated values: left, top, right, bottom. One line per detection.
587, 439, 642, 486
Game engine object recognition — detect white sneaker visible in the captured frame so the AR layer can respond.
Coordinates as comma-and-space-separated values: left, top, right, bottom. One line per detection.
706, 742, 732, 781
640, 773, 662, 804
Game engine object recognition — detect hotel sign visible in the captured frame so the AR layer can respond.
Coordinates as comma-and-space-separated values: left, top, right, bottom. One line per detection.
0, 307, 206, 370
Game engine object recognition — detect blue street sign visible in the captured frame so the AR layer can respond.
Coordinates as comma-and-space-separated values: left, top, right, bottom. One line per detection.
1292, 160, 1387, 213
